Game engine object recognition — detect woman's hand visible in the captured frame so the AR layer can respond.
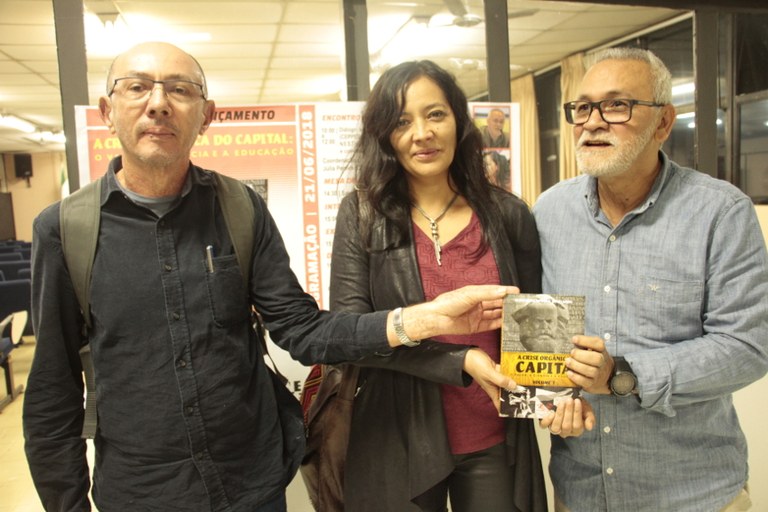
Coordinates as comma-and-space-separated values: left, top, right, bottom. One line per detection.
463, 348, 516, 413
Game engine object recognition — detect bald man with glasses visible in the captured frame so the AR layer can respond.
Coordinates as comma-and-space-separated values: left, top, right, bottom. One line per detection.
23, 41, 522, 512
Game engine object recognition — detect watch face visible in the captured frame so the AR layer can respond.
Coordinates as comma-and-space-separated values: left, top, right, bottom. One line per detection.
611, 372, 636, 396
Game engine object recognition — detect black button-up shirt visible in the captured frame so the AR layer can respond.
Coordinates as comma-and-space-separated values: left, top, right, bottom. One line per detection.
24, 159, 389, 511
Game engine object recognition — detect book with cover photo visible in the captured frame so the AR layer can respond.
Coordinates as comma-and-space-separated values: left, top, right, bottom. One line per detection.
499, 293, 585, 419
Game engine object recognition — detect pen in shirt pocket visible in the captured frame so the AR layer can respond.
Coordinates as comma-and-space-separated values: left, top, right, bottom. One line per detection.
205, 245, 215, 273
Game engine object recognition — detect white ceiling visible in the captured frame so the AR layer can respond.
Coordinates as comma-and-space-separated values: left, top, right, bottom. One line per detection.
0, 0, 685, 154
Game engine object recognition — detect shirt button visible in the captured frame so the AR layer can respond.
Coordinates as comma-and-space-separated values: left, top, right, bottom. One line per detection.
172, 312, 181, 320
164, 263, 173, 272
606, 467, 614, 475
185, 406, 194, 415
178, 359, 187, 368
195, 452, 204, 460
603, 285, 611, 293
604, 333, 611, 341
603, 426, 611, 434
609, 235, 616, 242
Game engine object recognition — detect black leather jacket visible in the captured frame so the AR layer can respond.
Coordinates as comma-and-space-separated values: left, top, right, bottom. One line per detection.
330, 189, 548, 512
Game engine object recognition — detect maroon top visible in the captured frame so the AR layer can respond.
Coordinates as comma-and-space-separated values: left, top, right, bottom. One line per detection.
414, 212, 505, 455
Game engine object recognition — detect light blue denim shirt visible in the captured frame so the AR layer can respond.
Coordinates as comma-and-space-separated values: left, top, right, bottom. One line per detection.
533, 152, 768, 512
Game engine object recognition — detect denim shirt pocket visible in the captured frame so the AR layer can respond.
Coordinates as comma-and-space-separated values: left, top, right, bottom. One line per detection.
204, 254, 250, 327
631, 275, 704, 342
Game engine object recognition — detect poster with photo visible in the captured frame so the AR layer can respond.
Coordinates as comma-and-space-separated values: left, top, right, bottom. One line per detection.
472, 103, 521, 196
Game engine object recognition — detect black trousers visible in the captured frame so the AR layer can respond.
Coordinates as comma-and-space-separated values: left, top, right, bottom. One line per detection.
418, 442, 516, 512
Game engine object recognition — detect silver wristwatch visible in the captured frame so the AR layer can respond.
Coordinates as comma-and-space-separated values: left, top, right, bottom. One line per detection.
392, 307, 421, 347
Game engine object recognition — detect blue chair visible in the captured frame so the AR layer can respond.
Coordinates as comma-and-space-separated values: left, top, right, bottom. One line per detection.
0, 279, 32, 336
0, 310, 26, 412
0, 261, 30, 281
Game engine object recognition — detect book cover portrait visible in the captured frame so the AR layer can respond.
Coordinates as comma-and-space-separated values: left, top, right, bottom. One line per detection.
499, 294, 585, 419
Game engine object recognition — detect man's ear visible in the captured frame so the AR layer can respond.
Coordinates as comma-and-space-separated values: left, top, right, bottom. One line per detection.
98, 96, 116, 134
199, 99, 216, 135
655, 104, 676, 143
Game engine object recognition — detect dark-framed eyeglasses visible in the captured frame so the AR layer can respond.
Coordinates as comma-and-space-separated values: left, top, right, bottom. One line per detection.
108, 77, 207, 102
563, 98, 666, 125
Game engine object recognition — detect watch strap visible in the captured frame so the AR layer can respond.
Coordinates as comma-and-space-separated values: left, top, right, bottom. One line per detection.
393, 307, 421, 347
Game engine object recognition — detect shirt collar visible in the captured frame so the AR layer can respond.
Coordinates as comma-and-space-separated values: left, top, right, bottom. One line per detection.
102, 156, 214, 206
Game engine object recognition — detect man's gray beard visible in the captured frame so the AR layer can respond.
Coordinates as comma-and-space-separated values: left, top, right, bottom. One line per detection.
576, 122, 657, 178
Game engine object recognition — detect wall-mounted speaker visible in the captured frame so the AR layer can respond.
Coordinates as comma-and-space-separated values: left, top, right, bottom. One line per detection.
14, 153, 32, 178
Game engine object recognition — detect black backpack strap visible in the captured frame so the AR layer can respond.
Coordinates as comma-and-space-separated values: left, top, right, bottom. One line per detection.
60, 177, 103, 329
210, 174, 292, 389
210, 172, 254, 283
59, 176, 103, 439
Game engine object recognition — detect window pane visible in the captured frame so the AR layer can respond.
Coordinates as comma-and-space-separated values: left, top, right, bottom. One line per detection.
535, 69, 561, 192
735, 13, 768, 96
739, 98, 768, 203
615, 19, 701, 171
667, 111, 696, 169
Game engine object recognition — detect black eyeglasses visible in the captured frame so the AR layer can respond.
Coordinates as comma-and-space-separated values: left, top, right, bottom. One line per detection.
563, 98, 666, 125
108, 77, 207, 102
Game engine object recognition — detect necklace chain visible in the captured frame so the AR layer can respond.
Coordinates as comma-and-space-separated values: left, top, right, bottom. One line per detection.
412, 192, 459, 266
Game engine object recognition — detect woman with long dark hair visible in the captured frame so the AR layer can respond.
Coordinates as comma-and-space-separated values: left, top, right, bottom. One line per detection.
330, 60, 548, 511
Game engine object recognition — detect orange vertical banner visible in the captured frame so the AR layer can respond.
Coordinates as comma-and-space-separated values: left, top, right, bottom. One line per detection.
298, 105, 321, 303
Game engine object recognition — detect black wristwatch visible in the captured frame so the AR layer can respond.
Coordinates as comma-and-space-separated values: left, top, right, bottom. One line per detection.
609, 357, 637, 397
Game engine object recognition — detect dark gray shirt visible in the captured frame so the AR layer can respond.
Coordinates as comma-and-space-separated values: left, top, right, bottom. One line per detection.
24, 158, 389, 511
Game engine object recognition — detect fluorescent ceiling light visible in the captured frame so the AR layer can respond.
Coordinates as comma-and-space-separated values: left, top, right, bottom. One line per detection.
0, 114, 37, 133
25, 131, 66, 145
96, 12, 120, 27
685, 120, 722, 128
83, 12, 211, 59
369, 14, 475, 71
672, 82, 695, 96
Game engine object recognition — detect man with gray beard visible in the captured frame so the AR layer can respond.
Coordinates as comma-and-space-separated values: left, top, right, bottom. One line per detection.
533, 48, 768, 512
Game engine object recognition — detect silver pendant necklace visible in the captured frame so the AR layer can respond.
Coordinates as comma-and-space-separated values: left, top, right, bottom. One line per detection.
412, 192, 459, 266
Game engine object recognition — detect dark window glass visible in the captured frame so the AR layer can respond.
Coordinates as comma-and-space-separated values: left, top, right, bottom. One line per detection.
535, 69, 561, 192
734, 13, 768, 201
738, 97, 768, 203
617, 20, 698, 170
735, 14, 768, 96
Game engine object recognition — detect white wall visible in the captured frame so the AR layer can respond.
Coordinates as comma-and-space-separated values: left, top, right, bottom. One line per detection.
737, 204, 768, 510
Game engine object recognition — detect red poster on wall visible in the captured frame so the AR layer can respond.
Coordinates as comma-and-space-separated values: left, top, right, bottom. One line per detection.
75, 101, 520, 394
75, 103, 366, 310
